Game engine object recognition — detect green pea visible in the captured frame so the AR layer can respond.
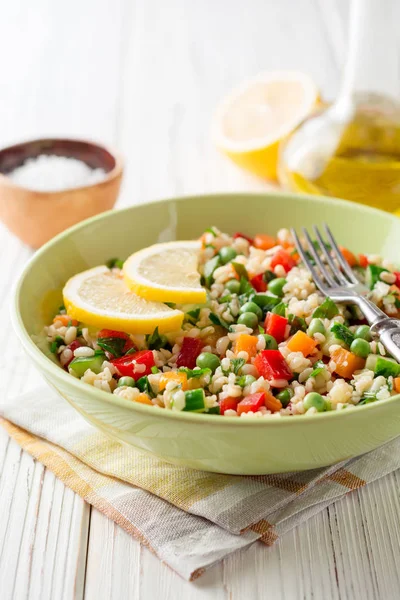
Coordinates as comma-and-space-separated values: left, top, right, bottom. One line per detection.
303, 392, 326, 412
238, 312, 258, 329
242, 375, 256, 387
118, 376, 136, 388
268, 277, 287, 297
350, 338, 370, 358
219, 246, 237, 265
354, 324, 372, 342
196, 352, 221, 373
225, 279, 241, 294
240, 301, 263, 320
276, 388, 293, 407
307, 318, 326, 337
262, 333, 278, 349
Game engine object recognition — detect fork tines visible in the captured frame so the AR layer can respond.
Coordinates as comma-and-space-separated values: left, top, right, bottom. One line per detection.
290, 224, 359, 292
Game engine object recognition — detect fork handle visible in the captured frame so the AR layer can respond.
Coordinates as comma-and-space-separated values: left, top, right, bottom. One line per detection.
355, 296, 400, 363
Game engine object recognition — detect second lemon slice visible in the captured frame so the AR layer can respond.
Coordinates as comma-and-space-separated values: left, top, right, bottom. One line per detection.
123, 241, 207, 304
63, 266, 184, 334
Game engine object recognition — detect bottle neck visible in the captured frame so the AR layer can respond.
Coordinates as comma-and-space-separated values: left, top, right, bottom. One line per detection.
338, 0, 400, 107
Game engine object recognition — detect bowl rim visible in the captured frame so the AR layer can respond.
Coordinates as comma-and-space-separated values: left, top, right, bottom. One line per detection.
11, 190, 400, 427
0, 136, 123, 195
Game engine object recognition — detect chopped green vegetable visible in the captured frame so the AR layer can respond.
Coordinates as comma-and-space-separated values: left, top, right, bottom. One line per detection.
313, 297, 339, 319
106, 258, 124, 269
151, 366, 160, 374
261, 333, 278, 349
204, 255, 222, 287
271, 302, 287, 316
330, 323, 354, 347
146, 327, 168, 351
204, 227, 217, 237
97, 336, 127, 357
358, 391, 378, 405
365, 354, 379, 371
308, 360, 325, 379
373, 356, 400, 378
209, 312, 230, 329
365, 264, 389, 289
165, 302, 176, 308
230, 358, 246, 375
264, 270, 276, 283
50, 341, 58, 353
231, 262, 249, 280
304, 392, 326, 412
58, 304, 66, 313
186, 308, 201, 323
50, 335, 64, 354
136, 376, 153, 395
239, 277, 254, 296
218, 294, 232, 304
179, 367, 212, 379
182, 389, 206, 412
69, 353, 106, 377
236, 374, 257, 387
288, 314, 307, 334
207, 405, 221, 414
252, 294, 280, 311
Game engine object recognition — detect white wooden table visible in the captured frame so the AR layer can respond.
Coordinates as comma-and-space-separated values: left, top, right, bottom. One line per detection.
1, 1, 400, 598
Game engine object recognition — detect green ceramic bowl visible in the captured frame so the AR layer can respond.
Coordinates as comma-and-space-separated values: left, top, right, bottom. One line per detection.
12, 192, 400, 474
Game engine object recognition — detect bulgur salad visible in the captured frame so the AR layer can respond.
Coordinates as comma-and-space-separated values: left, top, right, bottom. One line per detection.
43, 227, 400, 418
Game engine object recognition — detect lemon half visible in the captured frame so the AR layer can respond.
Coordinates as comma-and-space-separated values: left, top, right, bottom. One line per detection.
212, 71, 320, 180
123, 241, 207, 304
63, 266, 184, 334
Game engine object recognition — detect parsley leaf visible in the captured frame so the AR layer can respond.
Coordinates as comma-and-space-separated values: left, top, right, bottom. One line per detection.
313, 297, 339, 319
97, 336, 127, 357
146, 327, 168, 351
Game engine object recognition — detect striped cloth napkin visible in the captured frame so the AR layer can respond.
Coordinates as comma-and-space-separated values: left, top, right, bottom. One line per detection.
1, 388, 400, 581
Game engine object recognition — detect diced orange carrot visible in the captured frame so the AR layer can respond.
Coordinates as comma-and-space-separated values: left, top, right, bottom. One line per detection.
53, 314, 79, 327
264, 390, 283, 413
394, 378, 400, 393
339, 246, 357, 268
287, 331, 317, 357
159, 371, 188, 391
136, 393, 153, 405
331, 347, 365, 379
235, 334, 258, 360
253, 234, 277, 251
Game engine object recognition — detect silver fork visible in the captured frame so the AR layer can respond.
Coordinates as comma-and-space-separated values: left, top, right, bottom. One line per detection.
291, 224, 400, 362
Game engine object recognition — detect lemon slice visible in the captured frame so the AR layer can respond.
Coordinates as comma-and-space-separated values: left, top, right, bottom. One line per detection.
123, 241, 207, 303
63, 266, 184, 334
212, 71, 319, 180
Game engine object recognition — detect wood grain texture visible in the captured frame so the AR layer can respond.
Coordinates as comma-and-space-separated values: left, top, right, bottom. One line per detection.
1, 0, 400, 599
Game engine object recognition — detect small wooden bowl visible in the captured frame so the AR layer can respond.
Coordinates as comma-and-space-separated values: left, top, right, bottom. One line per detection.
0, 138, 123, 248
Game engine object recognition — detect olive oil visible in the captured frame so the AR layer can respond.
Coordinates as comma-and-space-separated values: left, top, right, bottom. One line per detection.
279, 101, 400, 213
279, 0, 400, 214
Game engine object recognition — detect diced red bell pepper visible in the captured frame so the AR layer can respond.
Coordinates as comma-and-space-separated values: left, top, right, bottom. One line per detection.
270, 249, 296, 273
393, 272, 400, 288
112, 350, 155, 380
98, 329, 129, 339
264, 312, 288, 343
233, 232, 254, 245
237, 392, 266, 415
358, 254, 369, 268
250, 273, 267, 292
219, 396, 240, 415
97, 329, 135, 353
254, 350, 292, 382
63, 340, 82, 369
176, 337, 204, 369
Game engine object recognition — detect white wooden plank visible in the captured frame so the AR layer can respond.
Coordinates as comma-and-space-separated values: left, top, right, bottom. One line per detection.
0, 0, 125, 147
140, 545, 225, 599
84, 509, 141, 600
